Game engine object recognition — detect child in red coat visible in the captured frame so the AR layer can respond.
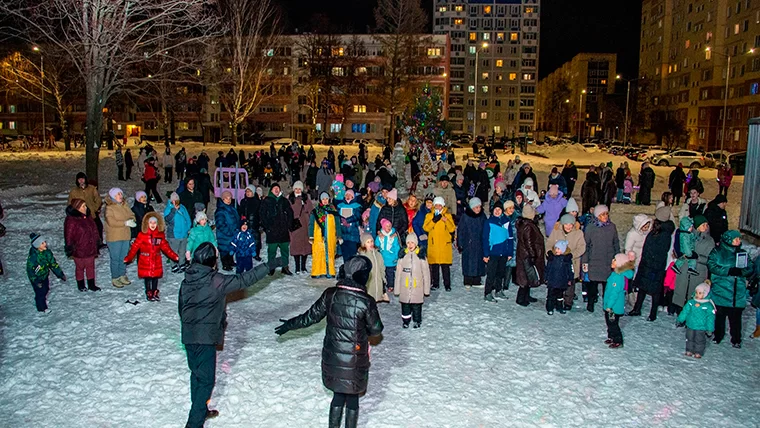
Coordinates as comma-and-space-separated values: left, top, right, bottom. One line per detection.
125, 212, 178, 301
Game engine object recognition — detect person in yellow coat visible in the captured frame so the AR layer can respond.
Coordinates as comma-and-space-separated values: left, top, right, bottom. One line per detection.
309, 192, 342, 278
423, 196, 456, 291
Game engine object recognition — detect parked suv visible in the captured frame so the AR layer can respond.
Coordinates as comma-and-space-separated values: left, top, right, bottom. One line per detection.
651, 150, 705, 168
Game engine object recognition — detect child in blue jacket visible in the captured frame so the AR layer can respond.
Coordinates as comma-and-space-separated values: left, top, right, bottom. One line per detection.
676, 282, 716, 358
230, 223, 257, 273
544, 240, 574, 315
603, 252, 635, 348
376, 218, 401, 293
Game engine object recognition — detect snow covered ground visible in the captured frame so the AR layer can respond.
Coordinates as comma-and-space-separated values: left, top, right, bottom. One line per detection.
0, 145, 758, 428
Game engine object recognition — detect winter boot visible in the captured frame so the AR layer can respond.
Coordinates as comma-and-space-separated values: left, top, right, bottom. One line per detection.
171, 264, 181, 274
153, 289, 161, 302
281, 266, 293, 276
557, 299, 566, 314
688, 268, 699, 276
112, 278, 125, 288
495, 290, 507, 299
608, 342, 623, 349
87, 279, 101, 291
205, 409, 220, 420
671, 264, 682, 275
146, 290, 154, 301
484, 293, 498, 303
77, 279, 87, 292
119, 275, 131, 285
269, 269, 276, 276
751, 326, 760, 339
413, 322, 421, 329
180, 261, 191, 272
328, 405, 344, 428
344, 408, 358, 428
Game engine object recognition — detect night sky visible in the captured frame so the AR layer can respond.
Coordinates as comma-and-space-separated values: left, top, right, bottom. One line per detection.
279, 0, 642, 82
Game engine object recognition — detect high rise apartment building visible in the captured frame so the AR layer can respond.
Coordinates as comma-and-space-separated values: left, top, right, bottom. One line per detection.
433, 0, 540, 137
640, 0, 760, 151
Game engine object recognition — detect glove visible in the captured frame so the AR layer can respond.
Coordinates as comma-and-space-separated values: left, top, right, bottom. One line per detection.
457, 246, 463, 254
275, 318, 291, 336
185, 251, 191, 261
125, 219, 137, 228
433, 214, 442, 223
338, 238, 344, 245
676, 321, 685, 328
728, 267, 743, 277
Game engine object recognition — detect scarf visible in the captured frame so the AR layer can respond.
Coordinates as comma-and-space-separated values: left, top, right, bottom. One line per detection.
380, 229, 397, 252
315, 202, 336, 231
594, 218, 612, 228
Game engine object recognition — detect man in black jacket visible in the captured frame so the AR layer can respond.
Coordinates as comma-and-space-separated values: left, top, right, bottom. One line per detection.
259, 183, 294, 275
179, 242, 272, 428
704, 194, 729, 244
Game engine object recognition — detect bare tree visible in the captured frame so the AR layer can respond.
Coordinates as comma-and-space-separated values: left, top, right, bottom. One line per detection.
374, 0, 432, 143
216, 0, 280, 146
543, 78, 571, 137
0, 0, 220, 180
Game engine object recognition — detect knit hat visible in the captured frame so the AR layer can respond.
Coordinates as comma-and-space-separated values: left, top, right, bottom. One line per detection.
70, 198, 87, 212
515, 189, 524, 199
170, 192, 180, 202
514, 155, 521, 163
108, 188, 123, 201
380, 218, 392, 229
195, 211, 208, 223
560, 214, 575, 225
551, 167, 559, 174
496, 181, 507, 191
469, 197, 482, 209
479, 162, 486, 168
439, 175, 449, 182
387, 189, 398, 200
433, 196, 446, 207
30, 233, 46, 249
713, 194, 728, 204
655, 206, 671, 222
455, 174, 464, 183
522, 204, 536, 220
593, 204, 609, 218
695, 282, 711, 297
135, 191, 147, 201
221, 190, 233, 200
270, 182, 281, 192
360, 233, 374, 245
246, 184, 257, 194
614, 252, 634, 267
292, 181, 304, 191
319, 192, 330, 201
553, 240, 569, 253
368, 182, 380, 193
523, 178, 534, 188
503, 200, 515, 210
406, 233, 418, 245
693, 215, 708, 229
335, 173, 344, 183
566, 197, 579, 213
345, 189, 355, 199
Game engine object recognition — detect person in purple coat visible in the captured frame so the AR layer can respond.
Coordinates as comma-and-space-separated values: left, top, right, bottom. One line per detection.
536, 184, 568, 236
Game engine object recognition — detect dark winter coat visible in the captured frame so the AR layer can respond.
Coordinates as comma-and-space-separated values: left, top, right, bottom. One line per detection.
196, 173, 213, 205
547, 174, 568, 195
124, 213, 179, 278
179, 189, 203, 217
26, 247, 64, 284
280, 277, 384, 394
545, 252, 574, 289
707, 230, 755, 308
673, 231, 713, 308
669, 167, 686, 197
453, 183, 467, 217
581, 219, 620, 282
615, 167, 626, 189
238, 195, 261, 230
305, 166, 319, 189
214, 201, 240, 254
377, 203, 408, 242
288, 193, 314, 256
704, 199, 728, 244
513, 167, 538, 191
131, 201, 155, 239
474, 169, 491, 202
686, 170, 704, 195
64, 206, 99, 259
456, 207, 487, 277
580, 172, 600, 214
412, 205, 430, 247
316, 167, 333, 193
260, 192, 294, 244
561, 165, 578, 195
179, 263, 269, 345
634, 220, 676, 295
515, 217, 545, 287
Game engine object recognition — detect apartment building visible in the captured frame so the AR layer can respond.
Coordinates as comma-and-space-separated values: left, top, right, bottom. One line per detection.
639, 0, 760, 151
433, 0, 540, 138
536, 53, 618, 139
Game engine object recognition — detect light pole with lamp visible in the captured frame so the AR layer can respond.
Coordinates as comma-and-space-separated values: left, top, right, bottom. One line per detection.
556, 98, 569, 137
577, 89, 586, 143
32, 46, 45, 146
473, 42, 488, 137
615, 74, 643, 147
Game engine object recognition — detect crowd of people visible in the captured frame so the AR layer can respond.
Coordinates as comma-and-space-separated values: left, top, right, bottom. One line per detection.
12, 140, 757, 428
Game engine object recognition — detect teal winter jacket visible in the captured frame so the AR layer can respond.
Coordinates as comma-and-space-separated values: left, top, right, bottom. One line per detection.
707, 230, 755, 308
187, 224, 218, 258
677, 298, 716, 332
603, 262, 634, 315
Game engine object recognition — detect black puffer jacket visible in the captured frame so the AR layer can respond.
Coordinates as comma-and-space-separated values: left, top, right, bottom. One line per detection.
634, 220, 676, 295
178, 263, 269, 345
131, 201, 154, 239
238, 195, 261, 230
259, 192, 294, 243
376, 203, 409, 242
281, 257, 384, 395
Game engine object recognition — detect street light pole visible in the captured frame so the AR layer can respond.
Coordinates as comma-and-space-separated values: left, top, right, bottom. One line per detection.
33, 46, 44, 145
577, 89, 585, 143
720, 54, 731, 154
623, 80, 631, 146
473, 42, 487, 137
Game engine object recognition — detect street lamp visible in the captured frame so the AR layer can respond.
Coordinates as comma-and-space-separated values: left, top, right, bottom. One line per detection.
33, 46, 44, 145
616, 74, 644, 147
556, 98, 569, 137
474, 42, 488, 136
577, 89, 586, 143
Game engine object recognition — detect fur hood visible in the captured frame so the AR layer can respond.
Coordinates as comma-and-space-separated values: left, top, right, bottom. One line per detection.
615, 260, 635, 274
141, 211, 166, 233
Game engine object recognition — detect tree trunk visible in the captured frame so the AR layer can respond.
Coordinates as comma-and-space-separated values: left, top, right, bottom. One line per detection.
85, 106, 103, 182
60, 117, 71, 151
231, 123, 238, 147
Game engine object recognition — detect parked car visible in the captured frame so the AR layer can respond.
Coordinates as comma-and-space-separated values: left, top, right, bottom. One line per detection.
727, 151, 747, 175
582, 143, 599, 150
704, 150, 730, 168
651, 150, 706, 168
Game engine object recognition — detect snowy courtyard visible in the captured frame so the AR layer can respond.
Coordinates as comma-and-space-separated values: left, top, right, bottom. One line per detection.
1, 144, 759, 428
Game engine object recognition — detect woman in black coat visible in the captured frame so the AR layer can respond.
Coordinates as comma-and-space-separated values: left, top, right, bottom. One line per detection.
456, 200, 488, 286
629, 212, 676, 321
668, 164, 686, 205
276, 256, 384, 428
514, 204, 545, 306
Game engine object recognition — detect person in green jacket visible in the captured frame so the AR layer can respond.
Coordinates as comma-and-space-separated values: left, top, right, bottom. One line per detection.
672, 216, 701, 275
676, 282, 716, 358
603, 252, 635, 348
26, 233, 67, 313
706, 230, 755, 348
186, 211, 218, 262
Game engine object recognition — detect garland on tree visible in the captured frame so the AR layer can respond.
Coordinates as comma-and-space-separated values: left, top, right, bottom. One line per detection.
397, 85, 451, 152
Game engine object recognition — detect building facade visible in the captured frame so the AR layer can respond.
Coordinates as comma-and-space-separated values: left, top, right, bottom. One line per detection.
433, 0, 540, 137
536, 53, 618, 140
639, 0, 760, 152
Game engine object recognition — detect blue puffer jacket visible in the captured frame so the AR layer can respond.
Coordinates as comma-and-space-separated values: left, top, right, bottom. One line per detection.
482, 213, 514, 258
215, 202, 240, 253
375, 227, 401, 267
163, 204, 192, 239
337, 201, 363, 243
412, 205, 430, 248
545, 252, 574, 289
230, 230, 257, 257
368, 195, 386, 236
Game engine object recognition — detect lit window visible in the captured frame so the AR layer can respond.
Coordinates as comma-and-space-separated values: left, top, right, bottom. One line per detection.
481, 86, 489, 93
315, 123, 322, 132
265, 49, 274, 57
483, 33, 490, 41
469, 46, 476, 54
332, 67, 344, 76
482, 72, 489, 80
705, 50, 712, 60
496, 60, 503, 67
455, 5, 463, 12
497, 33, 505, 42
332, 47, 344, 56
481, 112, 488, 119
330, 123, 342, 133
454, 18, 463, 25
510, 33, 518, 41
9, 121, 16, 130
525, 7, 534, 13
353, 105, 367, 113
427, 48, 442, 57
0, 122, 3, 129
497, 74, 503, 81
9, 105, 16, 113
522, 73, 533, 80
469, 33, 477, 41
351, 123, 368, 133
509, 73, 517, 80
468, 85, 475, 93
735, 23, 740, 34
751, 83, 759, 95
438, 6, 446, 12
600, 79, 607, 85
493, 126, 501, 134
484, 6, 492, 14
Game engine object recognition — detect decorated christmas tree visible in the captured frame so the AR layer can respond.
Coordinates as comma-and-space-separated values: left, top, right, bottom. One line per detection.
397, 85, 451, 150
416, 144, 438, 192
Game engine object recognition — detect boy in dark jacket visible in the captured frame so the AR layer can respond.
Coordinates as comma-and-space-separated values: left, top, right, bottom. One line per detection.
275, 256, 384, 428
26, 233, 67, 312
179, 243, 271, 428
545, 240, 574, 315
230, 223, 256, 273
482, 203, 514, 302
